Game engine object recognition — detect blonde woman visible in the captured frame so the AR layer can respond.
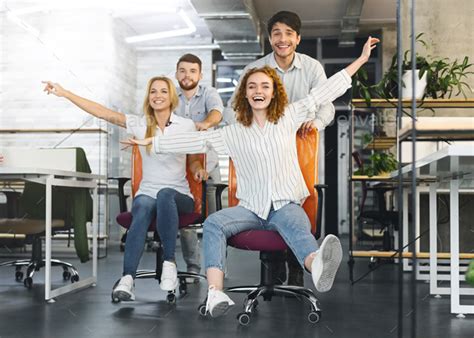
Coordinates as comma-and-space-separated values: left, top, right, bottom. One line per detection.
43, 76, 207, 301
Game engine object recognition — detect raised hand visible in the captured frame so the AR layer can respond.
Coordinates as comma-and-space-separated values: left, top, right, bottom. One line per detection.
42, 81, 67, 97
361, 36, 380, 62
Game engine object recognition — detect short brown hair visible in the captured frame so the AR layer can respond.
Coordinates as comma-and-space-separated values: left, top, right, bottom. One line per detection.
233, 66, 288, 127
267, 11, 301, 35
176, 53, 202, 71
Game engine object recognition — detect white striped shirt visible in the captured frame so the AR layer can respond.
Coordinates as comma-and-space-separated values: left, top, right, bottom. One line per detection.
153, 70, 352, 219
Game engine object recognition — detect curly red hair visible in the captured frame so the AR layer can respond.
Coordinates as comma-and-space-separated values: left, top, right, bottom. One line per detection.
233, 66, 288, 127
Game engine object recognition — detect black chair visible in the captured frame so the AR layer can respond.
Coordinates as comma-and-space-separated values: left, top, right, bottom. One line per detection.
352, 151, 398, 252
0, 185, 82, 288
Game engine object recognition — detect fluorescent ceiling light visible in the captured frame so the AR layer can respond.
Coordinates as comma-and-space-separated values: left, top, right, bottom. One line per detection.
217, 87, 236, 93
216, 78, 232, 83
125, 9, 196, 44
136, 44, 219, 51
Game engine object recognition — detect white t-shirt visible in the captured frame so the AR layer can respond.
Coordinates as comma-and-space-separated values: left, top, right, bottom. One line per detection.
126, 113, 196, 199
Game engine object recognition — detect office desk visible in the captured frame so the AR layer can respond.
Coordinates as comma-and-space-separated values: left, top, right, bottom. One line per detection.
395, 145, 474, 316
0, 167, 104, 302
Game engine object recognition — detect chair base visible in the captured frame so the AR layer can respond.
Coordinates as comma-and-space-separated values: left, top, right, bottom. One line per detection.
0, 236, 79, 288
0, 258, 80, 288
226, 284, 322, 325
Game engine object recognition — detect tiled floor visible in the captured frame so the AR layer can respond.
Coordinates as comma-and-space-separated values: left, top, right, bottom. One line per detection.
0, 235, 473, 338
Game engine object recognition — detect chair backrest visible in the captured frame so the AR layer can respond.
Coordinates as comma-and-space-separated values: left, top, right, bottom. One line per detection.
130, 145, 205, 214
228, 130, 320, 233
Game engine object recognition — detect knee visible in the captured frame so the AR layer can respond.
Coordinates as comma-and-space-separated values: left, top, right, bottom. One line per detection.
131, 197, 154, 215
156, 188, 176, 203
203, 213, 223, 234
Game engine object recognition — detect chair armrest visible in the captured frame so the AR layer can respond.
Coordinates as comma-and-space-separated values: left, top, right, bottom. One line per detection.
314, 184, 328, 240
207, 183, 228, 211
108, 177, 131, 213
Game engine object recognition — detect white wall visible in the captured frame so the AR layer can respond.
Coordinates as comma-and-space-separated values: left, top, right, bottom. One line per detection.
0, 8, 137, 178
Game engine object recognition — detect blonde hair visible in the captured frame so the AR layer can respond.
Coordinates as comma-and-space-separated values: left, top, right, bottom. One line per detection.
142, 76, 179, 153
232, 66, 288, 127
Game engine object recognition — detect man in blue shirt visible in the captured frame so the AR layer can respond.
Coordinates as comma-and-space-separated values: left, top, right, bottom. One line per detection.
174, 53, 224, 280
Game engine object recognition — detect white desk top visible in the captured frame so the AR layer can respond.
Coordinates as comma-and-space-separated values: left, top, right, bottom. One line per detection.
0, 167, 105, 180
391, 145, 474, 180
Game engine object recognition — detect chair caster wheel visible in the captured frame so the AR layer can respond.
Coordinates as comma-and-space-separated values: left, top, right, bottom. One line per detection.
237, 312, 251, 326
63, 271, 71, 281
15, 271, 24, 281
167, 292, 176, 304
368, 256, 379, 269
308, 311, 321, 323
24, 277, 33, 289
198, 304, 207, 316
71, 274, 79, 283
179, 283, 187, 295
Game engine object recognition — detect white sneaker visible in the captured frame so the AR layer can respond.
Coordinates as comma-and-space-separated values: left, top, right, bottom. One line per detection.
160, 261, 178, 291
205, 286, 235, 317
112, 275, 135, 301
311, 234, 343, 292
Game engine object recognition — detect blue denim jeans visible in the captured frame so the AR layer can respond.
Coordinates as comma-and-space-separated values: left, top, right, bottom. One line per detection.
203, 203, 319, 272
123, 188, 194, 278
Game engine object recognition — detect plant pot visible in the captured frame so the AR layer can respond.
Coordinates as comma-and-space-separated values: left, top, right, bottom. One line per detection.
401, 70, 427, 99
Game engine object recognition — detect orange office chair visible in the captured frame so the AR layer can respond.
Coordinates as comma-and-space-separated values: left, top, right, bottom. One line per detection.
199, 130, 326, 325
111, 145, 207, 303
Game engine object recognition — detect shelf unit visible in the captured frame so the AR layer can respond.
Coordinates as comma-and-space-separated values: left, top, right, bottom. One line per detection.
348, 98, 474, 283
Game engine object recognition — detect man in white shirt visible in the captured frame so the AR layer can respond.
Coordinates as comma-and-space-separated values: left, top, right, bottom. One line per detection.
226, 11, 335, 287
174, 54, 224, 280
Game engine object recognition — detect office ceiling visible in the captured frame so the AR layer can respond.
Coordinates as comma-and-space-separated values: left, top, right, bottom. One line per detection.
3, 0, 396, 56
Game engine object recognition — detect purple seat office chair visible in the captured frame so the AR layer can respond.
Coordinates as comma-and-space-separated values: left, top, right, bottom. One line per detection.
199, 130, 326, 325
111, 146, 207, 303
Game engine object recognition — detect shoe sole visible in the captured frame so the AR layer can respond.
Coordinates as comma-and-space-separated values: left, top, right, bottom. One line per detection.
315, 235, 343, 292
112, 290, 135, 301
210, 301, 233, 318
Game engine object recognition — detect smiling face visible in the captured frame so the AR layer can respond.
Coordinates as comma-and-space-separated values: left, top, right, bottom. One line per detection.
245, 72, 274, 113
148, 80, 172, 112
269, 22, 301, 60
176, 61, 202, 90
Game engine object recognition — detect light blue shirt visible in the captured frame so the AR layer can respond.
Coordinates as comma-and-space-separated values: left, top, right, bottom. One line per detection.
175, 85, 224, 172
175, 85, 224, 122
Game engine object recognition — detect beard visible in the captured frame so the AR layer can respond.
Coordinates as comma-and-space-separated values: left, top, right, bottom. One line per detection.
179, 79, 198, 90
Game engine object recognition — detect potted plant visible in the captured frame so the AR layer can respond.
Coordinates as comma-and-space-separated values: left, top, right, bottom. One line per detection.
353, 33, 473, 106
353, 151, 398, 177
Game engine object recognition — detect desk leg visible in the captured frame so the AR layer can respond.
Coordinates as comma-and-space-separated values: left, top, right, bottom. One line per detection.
429, 182, 440, 295
92, 186, 98, 281
450, 173, 461, 315
45, 176, 54, 302
402, 189, 410, 272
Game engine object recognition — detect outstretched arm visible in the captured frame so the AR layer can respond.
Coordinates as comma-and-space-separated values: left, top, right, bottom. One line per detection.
122, 129, 229, 156
291, 36, 379, 129
42, 81, 126, 128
